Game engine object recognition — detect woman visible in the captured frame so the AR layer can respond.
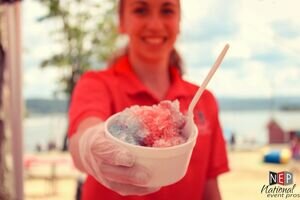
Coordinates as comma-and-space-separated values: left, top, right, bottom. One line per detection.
68, 0, 229, 199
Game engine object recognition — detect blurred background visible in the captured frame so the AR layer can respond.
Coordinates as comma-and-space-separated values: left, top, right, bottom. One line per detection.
0, 0, 299, 199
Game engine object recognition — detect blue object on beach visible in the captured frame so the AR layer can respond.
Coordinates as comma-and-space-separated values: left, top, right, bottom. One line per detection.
264, 149, 291, 164
264, 150, 281, 164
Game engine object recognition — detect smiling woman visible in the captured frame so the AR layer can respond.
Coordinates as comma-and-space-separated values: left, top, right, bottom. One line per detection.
119, 0, 180, 59
68, 0, 229, 199
117, 0, 181, 99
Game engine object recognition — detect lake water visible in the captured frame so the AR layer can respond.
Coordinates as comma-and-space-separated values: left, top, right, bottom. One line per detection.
24, 110, 300, 152
24, 114, 68, 152
220, 110, 300, 146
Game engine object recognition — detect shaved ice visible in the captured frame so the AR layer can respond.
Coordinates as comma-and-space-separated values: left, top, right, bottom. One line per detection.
108, 100, 187, 147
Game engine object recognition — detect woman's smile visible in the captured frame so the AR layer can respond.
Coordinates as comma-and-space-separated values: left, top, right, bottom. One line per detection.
142, 36, 167, 46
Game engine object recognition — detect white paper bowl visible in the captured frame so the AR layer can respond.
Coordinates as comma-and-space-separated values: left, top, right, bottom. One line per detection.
104, 113, 198, 187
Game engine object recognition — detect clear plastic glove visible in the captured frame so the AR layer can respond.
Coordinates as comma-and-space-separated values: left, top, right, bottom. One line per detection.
78, 123, 160, 196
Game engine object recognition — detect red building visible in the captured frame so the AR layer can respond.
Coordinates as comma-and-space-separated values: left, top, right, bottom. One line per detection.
267, 119, 288, 144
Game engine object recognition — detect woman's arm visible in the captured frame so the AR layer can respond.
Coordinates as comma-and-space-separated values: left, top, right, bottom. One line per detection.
68, 116, 160, 196
69, 117, 103, 172
203, 178, 222, 200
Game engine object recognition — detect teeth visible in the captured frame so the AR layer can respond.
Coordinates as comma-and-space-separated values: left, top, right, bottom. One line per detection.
144, 37, 164, 45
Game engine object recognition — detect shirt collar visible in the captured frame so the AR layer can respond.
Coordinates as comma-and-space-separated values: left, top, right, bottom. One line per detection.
112, 55, 192, 100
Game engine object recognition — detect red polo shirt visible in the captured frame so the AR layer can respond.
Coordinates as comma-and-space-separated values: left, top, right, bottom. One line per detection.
68, 56, 229, 200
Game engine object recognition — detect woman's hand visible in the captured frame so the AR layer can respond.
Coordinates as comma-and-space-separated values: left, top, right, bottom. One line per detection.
69, 117, 160, 196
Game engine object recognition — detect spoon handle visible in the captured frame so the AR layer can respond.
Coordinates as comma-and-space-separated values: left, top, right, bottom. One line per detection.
188, 44, 230, 115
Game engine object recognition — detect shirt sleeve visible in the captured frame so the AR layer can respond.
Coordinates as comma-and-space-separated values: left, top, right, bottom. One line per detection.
206, 93, 230, 179
68, 71, 112, 137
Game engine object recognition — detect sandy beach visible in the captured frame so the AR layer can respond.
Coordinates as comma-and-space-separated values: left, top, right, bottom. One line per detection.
24, 146, 300, 200
220, 146, 300, 200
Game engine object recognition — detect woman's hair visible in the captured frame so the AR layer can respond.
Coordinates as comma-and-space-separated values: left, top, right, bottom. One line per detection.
119, 0, 124, 17
169, 48, 184, 75
111, 0, 184, 75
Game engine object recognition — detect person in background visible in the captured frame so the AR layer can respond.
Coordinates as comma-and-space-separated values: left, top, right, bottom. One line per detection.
68, 0, 229, 199
291, 132, 300, 160
230, 132, 236, 151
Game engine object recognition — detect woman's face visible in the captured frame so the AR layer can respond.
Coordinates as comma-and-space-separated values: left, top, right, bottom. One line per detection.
119, 0, 180, 63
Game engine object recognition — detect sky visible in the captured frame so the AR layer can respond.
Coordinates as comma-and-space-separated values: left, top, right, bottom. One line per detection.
23, 0, 300, 99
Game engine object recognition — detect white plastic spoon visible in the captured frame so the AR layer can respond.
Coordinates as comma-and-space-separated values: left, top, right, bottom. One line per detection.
184, 44, 230, 138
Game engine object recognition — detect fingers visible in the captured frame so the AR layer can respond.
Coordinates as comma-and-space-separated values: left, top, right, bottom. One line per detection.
89, 125, 135, 167
100, 163, 151, 186
92, 139, 135, 167
80, 122, 160, 196
104, 179, 161, 196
